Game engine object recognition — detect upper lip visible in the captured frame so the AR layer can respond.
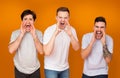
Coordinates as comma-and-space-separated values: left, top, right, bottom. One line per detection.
26, 24, 31, 27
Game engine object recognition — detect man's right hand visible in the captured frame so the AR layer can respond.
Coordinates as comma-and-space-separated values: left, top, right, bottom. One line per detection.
20, 21, 26, 36
91, 30, 96, 43
54, 22, 61, 36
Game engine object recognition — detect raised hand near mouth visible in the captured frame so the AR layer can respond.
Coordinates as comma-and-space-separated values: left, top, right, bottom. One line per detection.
20, 21, 26, 36
101, 29, 106, 46
64, 20, 72, 37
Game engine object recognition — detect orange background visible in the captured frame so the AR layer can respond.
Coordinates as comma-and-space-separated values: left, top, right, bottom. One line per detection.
0, 0, 120, 78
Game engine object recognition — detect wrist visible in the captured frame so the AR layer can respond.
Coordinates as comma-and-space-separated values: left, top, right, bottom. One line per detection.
69, 34, 73, 38
20, 33, 25, 38
103, 44, 107, 49
33, 34, 37, 40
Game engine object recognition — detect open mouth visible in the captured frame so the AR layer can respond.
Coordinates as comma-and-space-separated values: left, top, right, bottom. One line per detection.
96, 31, 102, 34
60, 22, 65, 25
26, 24, 31, 27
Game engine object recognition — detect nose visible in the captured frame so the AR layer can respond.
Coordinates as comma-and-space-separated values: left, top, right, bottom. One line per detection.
97, 27, 101, 31
61, 18, 65, 22
26, 20, 30, 24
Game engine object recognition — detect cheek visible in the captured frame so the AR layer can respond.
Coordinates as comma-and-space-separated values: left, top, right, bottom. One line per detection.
57, 19, 61, 22
94, 28, 97, 31
65, 19, 68, 21
102, 28, 105, 31
30, 21, 34, 24
22, 20, 27, 23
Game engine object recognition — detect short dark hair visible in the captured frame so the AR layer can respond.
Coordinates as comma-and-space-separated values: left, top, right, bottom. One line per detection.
21, 9, 36, 21
94, 16, 106, 25
56, 7, 70, 16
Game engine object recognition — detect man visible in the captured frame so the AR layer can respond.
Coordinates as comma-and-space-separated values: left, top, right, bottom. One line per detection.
81, 16, 113, 78
8, 9, 43, 78
43, 7, 80, 78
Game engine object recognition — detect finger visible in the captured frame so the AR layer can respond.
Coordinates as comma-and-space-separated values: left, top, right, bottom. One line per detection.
56, 22, 60, 30
102, 29, 105, 35
31, 22, 34, 27
93, 30, 97, 38
21, 22, 24, 29
66, 20, 70, 26
57, 21, 60, 28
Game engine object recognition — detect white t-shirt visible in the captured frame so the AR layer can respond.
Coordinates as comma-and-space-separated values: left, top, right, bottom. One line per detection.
82, 32, 113, 76
10, 29, 43, 74
43, 24, 78, 71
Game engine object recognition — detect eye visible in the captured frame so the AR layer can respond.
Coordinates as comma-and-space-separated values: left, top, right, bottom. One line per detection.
29, 18, 33, 21
23, 18, 27, 20
101, 26, 105, 28
59, 17, 62, 19
95, 26, 99, 28
64, 17, 68, 19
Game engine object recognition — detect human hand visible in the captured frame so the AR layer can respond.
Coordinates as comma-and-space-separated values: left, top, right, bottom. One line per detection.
54, 21, 62, 36
30, 23, 36, 38
64, 20, 72, 37
20, 21, 26, 35
101, 29, 106, 45
91, 30, 96, 43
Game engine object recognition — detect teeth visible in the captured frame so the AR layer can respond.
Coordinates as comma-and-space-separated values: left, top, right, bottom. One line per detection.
96, 31, 101, 34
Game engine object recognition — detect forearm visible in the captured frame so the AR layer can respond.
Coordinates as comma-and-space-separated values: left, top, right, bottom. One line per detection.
70, 35, 80, 51
81, 42, 94, 59
8, 33, 24, 54
44, 34, 56, 56
33, 35, 43, 54
103, 44, 112, 63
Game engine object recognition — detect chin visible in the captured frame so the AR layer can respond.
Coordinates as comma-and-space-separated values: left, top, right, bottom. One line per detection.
95, 36, 102, 40
96, 38, 101, 40
26, 30, 30, 32
60, 26, 65, 29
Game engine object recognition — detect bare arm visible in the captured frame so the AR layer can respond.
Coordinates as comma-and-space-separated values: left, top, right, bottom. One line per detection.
81, 40, 95, 59
8, 22, 26, 54
81, 31, 96, 59
103, 44, 112, 63
65, 21, 80, 51
70, 34, 80, 51
43, 26, 60, 56
8, 33, 24, 54
101, 29, 112, 63
43, 33, 56, 56
33, 34, 43, 54
30, 23, 43, 54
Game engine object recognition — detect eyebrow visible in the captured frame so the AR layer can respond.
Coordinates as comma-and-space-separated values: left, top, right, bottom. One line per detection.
95, 26, 105, 28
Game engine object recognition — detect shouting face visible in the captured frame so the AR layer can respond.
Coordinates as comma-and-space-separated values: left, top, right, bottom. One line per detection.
56, 11, 69, 29
22, 14, 34, 32
94, 22, 106, 40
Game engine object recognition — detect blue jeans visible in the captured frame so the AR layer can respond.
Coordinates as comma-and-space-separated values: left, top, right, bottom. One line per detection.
82, 74, 108, 78
45, 69, 69, 78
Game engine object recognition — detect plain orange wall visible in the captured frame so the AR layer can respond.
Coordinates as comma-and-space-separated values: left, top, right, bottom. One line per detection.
0, 0, 120, 78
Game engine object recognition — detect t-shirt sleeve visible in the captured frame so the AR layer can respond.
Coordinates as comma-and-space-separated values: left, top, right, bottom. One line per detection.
43, 27, 54, 45
81, 34, 89, 49
9, 31, 18, 44
106, 36, 113, 53
37, 30, 43, 43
